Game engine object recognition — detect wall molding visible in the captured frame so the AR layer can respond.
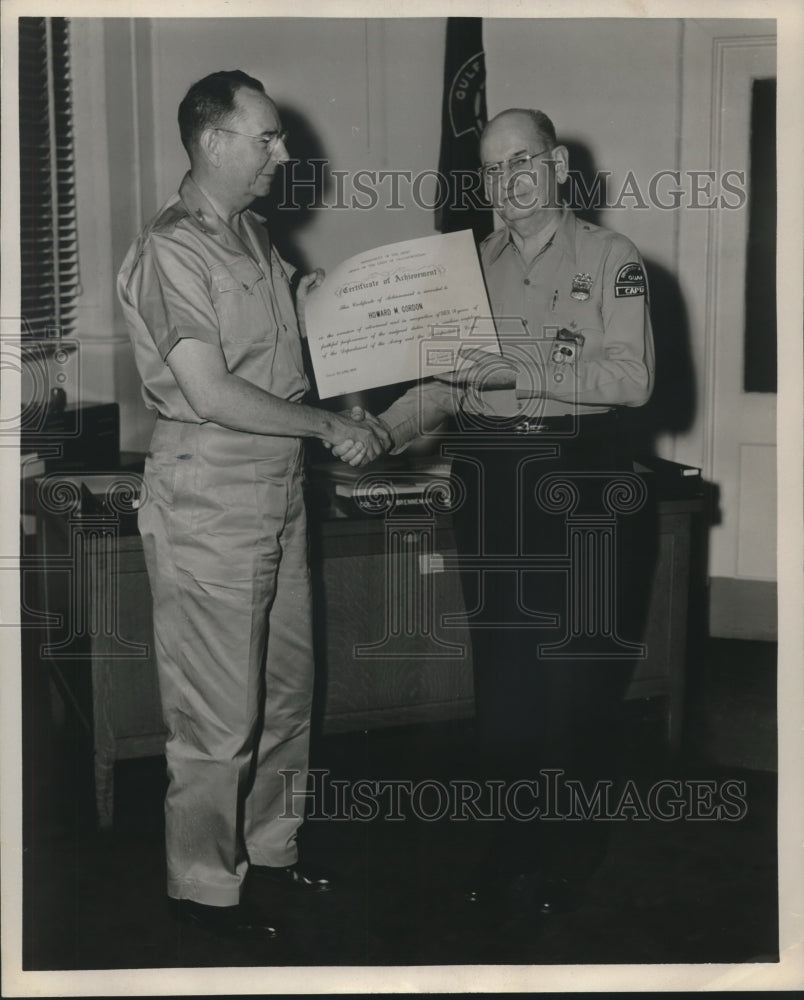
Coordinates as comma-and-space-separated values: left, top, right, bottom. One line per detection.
703, 33, 777, 486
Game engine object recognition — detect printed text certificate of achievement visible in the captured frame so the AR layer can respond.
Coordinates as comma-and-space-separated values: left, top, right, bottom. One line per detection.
304, 230, 500, 398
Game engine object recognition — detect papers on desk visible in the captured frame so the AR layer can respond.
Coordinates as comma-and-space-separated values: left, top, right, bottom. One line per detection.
312, 456, 455, 517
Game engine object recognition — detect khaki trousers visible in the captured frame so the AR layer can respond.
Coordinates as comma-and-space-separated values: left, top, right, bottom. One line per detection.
139, 418, 314, 906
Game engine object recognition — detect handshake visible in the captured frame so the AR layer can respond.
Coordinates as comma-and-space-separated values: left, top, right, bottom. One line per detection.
323, 405, 393, 468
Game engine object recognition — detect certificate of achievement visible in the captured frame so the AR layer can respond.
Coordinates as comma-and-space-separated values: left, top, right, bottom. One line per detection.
304, 230, 499, 398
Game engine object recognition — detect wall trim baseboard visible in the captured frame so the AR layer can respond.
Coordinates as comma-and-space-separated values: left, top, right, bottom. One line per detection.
709, 577, 778, 640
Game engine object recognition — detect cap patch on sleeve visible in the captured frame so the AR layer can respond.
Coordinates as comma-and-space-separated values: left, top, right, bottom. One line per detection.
614, 262, 646, 298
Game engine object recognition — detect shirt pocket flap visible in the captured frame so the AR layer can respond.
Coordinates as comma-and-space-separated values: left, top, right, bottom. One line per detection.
210, 258, 263, 294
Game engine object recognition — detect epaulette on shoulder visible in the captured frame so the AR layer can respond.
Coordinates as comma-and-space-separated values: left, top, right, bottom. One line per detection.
577, 217, 633, 248
577, 219, 639, 264
147, 200, 190, 238
575, 217, 606, 238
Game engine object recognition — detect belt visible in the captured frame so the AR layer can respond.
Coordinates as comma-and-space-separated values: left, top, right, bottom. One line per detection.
476, 410, 617, 435
156, 413, 204, 424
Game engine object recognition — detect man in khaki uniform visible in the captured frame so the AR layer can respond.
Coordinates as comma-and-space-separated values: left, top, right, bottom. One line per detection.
118, 70, 388, 939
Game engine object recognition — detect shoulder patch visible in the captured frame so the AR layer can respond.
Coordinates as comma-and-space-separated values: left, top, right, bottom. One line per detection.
614, 261, 645, 298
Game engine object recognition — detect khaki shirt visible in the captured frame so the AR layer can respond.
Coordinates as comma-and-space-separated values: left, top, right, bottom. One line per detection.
381, 207, 655, 447
117, 174, 308, 423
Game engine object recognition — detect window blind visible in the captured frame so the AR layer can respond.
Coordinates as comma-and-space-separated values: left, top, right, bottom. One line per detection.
18, 17, 79, 338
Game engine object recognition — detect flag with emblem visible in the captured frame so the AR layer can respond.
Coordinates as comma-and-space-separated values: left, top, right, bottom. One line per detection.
435, 17, 493, 244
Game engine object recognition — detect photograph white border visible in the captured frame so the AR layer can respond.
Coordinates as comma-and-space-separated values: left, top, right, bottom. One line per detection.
2, 0, 802, 994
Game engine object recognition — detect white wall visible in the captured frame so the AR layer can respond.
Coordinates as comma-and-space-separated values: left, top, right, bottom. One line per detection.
485, 18, 681, 273
69, 19, 157, 452
146, 18, 448, 274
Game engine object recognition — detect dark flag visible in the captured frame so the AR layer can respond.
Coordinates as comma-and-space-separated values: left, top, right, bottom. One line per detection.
435, 17, 494, 243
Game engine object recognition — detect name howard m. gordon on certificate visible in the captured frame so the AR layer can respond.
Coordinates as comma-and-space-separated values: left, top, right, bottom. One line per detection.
304, 230, 499, 398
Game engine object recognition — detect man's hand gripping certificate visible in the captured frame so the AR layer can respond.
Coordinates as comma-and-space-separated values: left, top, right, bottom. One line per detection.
303, 230, 501, 398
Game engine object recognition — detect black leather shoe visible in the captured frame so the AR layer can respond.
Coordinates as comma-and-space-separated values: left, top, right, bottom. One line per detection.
534, 876, 582, 916
169, 898, 280, 939
251, 862, 334, 893
462, 866, 510, 905
463, 869, 582, 915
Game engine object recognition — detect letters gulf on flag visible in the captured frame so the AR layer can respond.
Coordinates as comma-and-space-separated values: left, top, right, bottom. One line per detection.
435, 17, 494, 245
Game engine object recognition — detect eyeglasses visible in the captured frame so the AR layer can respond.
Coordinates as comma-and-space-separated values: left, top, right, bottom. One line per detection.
215, 127, 289, 152
480, 147, 552, 183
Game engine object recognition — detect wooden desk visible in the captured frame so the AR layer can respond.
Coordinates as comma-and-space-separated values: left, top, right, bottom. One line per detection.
34, 470, 701, 828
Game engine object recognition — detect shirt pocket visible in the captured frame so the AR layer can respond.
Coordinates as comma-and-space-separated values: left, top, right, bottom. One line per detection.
553, 297, 602, 333
210, 258, 276, 345
553, 299, 605, 361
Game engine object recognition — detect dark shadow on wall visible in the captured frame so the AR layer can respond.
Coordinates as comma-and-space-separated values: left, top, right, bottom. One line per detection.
561, 137, 608, 228
560, 141, 707, 726
559, 140, 698, 456
620, 256, 697, 457
252, 103, 366, 423
252, 103, 333, 276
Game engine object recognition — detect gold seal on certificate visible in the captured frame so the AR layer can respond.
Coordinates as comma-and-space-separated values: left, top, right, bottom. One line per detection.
304, 230, 500, 398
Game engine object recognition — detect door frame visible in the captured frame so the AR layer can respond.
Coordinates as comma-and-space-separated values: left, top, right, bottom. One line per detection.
675, 19, 778, 638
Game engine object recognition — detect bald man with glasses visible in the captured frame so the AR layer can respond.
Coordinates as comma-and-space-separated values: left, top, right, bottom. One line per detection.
118, 70, 389, 940
371, 108, 656, 919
